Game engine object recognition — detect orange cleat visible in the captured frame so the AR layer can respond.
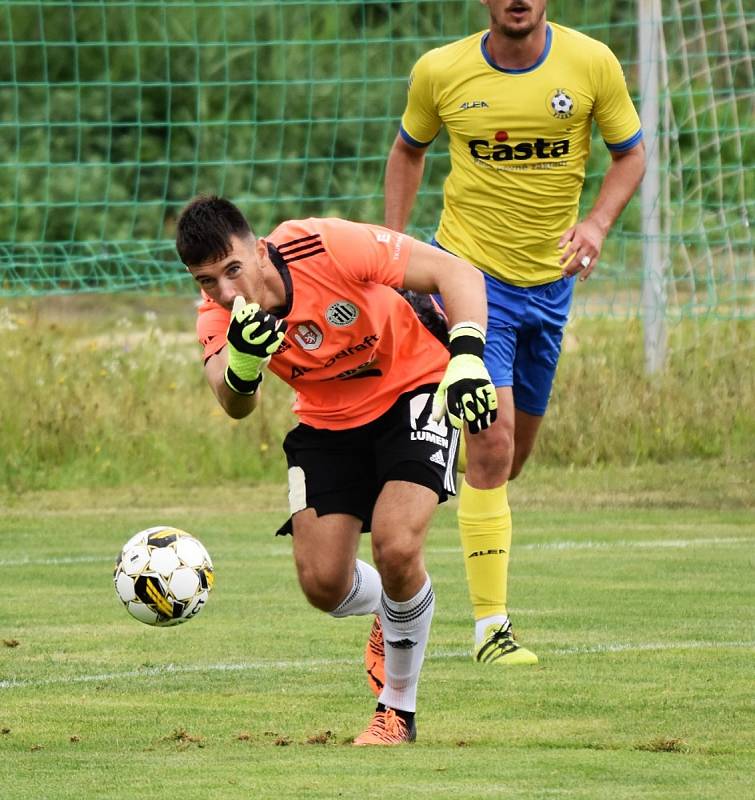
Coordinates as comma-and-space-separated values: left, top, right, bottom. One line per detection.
364, 615, 385, 697
352, 708, 416, 746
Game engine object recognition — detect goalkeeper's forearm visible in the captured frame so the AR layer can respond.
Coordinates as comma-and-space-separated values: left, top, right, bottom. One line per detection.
205, 349, 260, 420
436, 264, 487, 336
401, 239, 488, 333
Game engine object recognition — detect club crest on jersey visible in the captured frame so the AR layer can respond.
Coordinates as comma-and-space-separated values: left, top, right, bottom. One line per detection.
325, 300, 360, 327
548, 88, 576, 119
293, 322, 323, 350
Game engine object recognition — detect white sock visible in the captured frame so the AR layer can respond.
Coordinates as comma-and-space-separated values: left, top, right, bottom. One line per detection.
378, 575, 435, 713
475, 614, 508, 647
329, 559, 382, 618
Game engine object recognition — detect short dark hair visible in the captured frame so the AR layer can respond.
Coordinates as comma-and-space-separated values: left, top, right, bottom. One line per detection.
175, 195, 253, 266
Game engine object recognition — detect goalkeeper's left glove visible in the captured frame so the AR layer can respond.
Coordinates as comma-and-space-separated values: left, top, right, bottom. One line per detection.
432, 322, 497, 434
224, 297, 287, 395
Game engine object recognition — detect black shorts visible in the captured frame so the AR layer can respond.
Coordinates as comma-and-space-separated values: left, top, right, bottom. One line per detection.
276, 384, 460, 535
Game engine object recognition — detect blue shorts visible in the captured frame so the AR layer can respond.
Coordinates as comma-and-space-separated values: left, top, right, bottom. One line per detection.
432, 239, 574, 416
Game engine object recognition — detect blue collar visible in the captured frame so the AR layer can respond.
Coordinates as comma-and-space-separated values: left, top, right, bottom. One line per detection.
480, 24, 552, 74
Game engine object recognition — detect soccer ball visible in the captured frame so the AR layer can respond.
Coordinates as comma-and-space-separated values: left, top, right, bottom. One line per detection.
113, 526, 214, 627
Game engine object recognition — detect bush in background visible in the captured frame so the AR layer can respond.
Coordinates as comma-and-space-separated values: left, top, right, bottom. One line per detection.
0, 296, 751, 493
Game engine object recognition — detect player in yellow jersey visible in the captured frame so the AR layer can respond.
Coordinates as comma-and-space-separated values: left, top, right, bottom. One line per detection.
383, 0, 646, 665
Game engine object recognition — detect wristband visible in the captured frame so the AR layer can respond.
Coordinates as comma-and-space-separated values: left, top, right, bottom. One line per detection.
448, 322, 486, 359
224, 366, 263, 396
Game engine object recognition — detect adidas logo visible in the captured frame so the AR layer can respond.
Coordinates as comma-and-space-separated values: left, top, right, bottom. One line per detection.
386, 638, 417, 650
429, 449, 446, 467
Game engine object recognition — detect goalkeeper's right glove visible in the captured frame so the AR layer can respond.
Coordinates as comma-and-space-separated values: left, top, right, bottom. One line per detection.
432, 322, 497, 434
224, 298, 287, 395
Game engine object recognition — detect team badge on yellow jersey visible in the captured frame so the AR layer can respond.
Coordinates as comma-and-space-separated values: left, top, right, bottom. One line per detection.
548, 88, 576, 119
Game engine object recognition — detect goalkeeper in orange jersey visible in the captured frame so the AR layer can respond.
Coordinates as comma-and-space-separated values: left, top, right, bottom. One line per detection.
176, 195, 496, 745
384, 0, 646, 664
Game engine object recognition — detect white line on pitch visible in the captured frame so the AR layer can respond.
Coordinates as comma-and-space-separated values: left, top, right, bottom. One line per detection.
429, 536, 750, 555
0, 536, 753, 567
549, 640, 755, 656
1, 640, 752, 691
0, 555, 111, 567
0, 536, 749, 568
0, 658, 352, 690
428, 639, 755, 660
523, 536, 750, 551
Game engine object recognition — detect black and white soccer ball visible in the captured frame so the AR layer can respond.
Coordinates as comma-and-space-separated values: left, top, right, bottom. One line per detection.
113, 526, 214, 626
550, 90, 573, 116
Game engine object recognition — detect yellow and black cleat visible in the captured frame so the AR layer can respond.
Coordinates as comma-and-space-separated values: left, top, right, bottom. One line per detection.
475, 621, 538, 665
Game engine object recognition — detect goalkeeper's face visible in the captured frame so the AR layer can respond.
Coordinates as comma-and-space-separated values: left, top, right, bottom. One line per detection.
186, 234, 267, 311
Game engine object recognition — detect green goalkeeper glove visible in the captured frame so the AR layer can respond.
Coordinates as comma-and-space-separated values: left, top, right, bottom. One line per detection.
224, 296, 288, 395
432, 322, 497, 434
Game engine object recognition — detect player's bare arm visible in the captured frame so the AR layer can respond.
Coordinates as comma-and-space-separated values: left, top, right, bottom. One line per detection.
203, 346, 259, 419
402, 239, 487, 331
384, 134, 428, 232
560, 141, 646, 280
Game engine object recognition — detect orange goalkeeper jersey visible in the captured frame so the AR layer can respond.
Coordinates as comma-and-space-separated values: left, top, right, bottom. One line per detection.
196, 217, 450, 429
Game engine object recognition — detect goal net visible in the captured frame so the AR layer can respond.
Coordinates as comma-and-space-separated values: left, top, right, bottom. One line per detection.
0, 0, 752, 324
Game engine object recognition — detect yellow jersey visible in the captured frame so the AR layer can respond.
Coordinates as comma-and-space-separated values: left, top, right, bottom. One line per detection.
400, 23, 642, 286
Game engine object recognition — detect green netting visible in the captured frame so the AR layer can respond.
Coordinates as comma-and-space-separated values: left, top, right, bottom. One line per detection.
0, 0, 752, 319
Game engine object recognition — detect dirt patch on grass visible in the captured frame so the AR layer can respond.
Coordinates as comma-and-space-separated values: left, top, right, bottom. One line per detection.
635, 736, 690, 753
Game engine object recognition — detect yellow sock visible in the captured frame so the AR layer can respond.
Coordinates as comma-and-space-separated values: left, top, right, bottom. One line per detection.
457, 479, 512, 620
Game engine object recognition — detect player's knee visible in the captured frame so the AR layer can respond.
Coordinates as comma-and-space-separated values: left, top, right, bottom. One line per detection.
372, 535, 422, 586
467, 426, 514, 482
296, 563, 352, 612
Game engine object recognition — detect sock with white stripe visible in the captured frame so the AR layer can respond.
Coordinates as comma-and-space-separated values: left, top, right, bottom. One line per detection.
329, 559, 382, 617
378, 575, 435, 713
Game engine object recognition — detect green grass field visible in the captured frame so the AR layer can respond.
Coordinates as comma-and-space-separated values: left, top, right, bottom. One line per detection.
1, 465, 752, 799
